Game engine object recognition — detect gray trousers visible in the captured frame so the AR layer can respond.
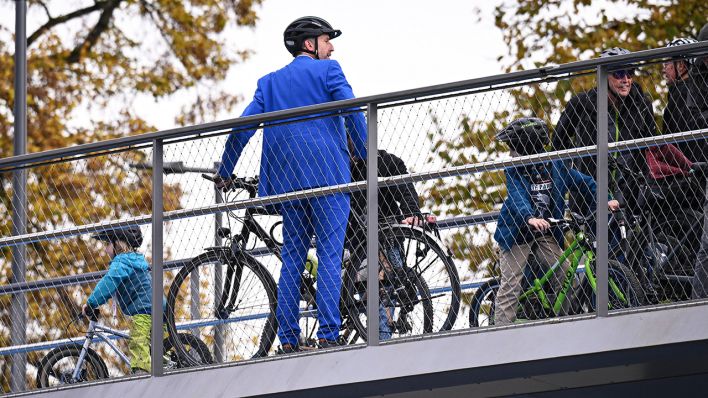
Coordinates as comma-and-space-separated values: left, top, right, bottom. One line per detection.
691, 179, 708, 299
495, 234, 570, 324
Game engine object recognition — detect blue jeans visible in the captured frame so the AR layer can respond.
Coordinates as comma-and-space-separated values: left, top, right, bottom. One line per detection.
379, 245, 404, 340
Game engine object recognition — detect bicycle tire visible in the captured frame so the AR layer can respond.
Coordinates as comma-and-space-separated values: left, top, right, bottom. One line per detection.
653, 210, 702, 265
469, 278, 500, 327
166, 250, 278, 366
344, 225, 455, 339
582, 260, 646, 310
163, 333, 214, 369
346, 262, 434, 339
36, 345, 108, 388
296, 273, 364, 347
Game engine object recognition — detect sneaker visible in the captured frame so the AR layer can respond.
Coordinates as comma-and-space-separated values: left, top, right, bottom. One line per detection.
131, 368, 149, 376
275, 343, 301, 355
316, 336, 346, 349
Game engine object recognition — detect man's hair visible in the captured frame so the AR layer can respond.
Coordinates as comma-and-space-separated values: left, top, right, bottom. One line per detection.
299, 37, 316, 54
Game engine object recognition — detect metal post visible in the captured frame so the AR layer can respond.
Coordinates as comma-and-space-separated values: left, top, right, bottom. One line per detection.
10, 0, 27, 392
213, 161, 224, 363
596, 66, 609, 317
151, 139, 164, 376
366, 103, 380, 345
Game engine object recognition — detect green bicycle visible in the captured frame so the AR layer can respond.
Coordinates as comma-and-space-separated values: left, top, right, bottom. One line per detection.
469, 213, 645, 327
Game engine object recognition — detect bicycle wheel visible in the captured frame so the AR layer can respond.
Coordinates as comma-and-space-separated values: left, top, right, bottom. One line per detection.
163, 333, 214, 369
296, 273, 364, 347
344, 225, 459, 338
582, 260, 645, 310
166, 250, 277, 366
36, 345, 108, 388
654, 210, 702, 267
469, 278, 500, 327
608, 260, 645, 309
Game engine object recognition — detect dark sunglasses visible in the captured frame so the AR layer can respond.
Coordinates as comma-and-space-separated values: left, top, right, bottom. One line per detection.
611, 69, 635, 79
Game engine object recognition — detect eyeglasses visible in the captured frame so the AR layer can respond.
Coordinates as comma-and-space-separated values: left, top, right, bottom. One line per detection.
611, 69, 634, 79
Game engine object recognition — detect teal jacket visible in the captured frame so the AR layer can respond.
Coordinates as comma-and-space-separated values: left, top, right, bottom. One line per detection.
87, 252, 153, 316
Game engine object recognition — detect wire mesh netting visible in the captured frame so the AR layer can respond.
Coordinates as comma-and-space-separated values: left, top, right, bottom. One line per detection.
2, 48, 708, 393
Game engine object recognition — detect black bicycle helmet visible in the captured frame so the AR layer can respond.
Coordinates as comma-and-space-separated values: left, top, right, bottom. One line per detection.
666, 37, 698, 65
496, 117, 549, 155
600, 47, 631, 58
284, 16, 341, 58
92, 227, 143, 249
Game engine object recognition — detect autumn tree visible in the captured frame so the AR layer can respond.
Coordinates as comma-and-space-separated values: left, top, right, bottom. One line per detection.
425, 1, 706, 279
0, 0, 263, 390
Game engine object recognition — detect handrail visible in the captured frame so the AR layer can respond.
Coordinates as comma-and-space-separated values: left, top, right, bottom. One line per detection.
0, 41, 706, 171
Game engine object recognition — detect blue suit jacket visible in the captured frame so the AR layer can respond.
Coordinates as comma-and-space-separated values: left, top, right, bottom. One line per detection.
218, 56, 367, 196
494, 161, 598, 251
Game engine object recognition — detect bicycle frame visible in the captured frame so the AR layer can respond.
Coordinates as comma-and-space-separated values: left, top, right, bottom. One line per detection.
516, 225, 629, 316
70, 320, 130, 381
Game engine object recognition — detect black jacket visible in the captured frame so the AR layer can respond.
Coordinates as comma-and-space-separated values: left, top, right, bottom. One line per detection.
346, 150, 421, 251
672, 63, 708, 163
552, 83, 657, 212
663, 78, 708, 163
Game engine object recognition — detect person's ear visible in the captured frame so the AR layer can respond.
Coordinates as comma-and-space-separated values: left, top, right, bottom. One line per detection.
303, 38, 315, 52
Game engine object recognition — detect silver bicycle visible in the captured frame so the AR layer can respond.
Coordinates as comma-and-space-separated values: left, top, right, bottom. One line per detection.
36, 314, 212, 388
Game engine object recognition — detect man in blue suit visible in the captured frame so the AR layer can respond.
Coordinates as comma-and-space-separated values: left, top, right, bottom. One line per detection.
215, 16, 367, 352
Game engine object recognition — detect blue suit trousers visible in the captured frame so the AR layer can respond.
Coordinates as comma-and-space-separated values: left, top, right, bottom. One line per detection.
277, 193, 350, 346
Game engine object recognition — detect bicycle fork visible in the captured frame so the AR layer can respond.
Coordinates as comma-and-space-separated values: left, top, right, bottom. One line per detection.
216, 257, 245, 319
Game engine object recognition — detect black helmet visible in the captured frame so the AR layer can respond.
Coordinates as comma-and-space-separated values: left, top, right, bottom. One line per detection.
600, 47, 631, 58
496, 117, 549, 155
666, 37, 698, 65
92, 227, 143, 249
699, 23, 708, 42
284, 16, 341, 57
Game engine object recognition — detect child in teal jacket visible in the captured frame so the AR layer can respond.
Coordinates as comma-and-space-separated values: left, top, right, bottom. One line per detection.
83, 227, 154, 374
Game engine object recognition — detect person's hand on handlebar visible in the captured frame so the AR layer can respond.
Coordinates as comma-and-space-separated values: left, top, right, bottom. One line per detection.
82, 305, 99, 321
209, 174, 233, 191
528, 217, 551, 232
401, 214, 437, 226
608, 200, 620, 211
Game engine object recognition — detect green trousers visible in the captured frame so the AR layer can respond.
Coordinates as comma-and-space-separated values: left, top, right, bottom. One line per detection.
129, 314, 168, 372
128, 314, 153, 371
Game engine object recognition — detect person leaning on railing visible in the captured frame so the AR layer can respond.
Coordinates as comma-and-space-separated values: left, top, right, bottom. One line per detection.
212, 16, 367, 354
552, 47, 657, 218
493, 118, 619, 325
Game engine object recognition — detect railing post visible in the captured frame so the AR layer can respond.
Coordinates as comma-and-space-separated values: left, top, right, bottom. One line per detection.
151, 139, 164, 376
596, 65, 609, 317
10, 0, 27, 392
366, 103, 380, 345
213, 161, 224, 363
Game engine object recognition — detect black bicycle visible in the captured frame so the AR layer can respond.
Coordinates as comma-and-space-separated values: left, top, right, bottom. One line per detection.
342, 210, 461, 341
610, 160, 705, 302
165, 176, 279, 364
166, 175, 462, 365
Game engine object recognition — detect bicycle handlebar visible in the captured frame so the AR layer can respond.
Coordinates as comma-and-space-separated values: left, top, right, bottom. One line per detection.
202, 174, 259, 196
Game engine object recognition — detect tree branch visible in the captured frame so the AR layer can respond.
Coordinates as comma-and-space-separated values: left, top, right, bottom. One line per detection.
66, 0, 123, 64
27, 1, 107, 48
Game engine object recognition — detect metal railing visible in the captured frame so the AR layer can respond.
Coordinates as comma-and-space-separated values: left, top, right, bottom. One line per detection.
2, 41, 708, 395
